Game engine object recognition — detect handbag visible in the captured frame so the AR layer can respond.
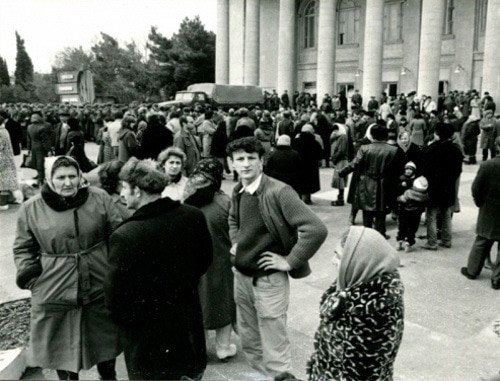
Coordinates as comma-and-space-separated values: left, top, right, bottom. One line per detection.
21, 151, 34, 169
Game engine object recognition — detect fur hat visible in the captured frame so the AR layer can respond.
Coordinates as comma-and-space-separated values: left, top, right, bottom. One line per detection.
404, 161, 416, 171
413, 176, 428, 191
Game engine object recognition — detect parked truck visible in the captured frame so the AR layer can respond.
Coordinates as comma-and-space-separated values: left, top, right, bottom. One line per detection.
159, 83, 264, 109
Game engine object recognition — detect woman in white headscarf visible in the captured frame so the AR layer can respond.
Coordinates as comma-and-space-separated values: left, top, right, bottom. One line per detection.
13, 155, 123, 380
307, 227, 404, 381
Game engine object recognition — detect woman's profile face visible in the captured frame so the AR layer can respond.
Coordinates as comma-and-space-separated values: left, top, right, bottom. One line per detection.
52, 166, 79, 197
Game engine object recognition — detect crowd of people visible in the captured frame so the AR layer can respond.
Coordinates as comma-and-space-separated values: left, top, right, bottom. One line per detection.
0, 85, 499, 380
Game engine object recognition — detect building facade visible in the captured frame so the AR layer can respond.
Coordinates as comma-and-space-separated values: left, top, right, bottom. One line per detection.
216, 0, 500, 107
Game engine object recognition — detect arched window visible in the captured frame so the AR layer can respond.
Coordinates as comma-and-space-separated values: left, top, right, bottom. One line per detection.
338, 0, 360, 46
299, 0, 318, 49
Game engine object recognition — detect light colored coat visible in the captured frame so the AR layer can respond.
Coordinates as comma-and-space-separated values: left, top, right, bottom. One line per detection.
13, 187, 123, 372
0, 125, 18, 191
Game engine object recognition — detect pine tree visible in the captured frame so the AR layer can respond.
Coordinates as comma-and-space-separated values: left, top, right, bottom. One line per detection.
14, 31, 34, 89
0, 57, 11, 86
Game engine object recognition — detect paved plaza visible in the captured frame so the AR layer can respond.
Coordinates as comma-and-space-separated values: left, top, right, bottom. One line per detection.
0, 143, 499, 380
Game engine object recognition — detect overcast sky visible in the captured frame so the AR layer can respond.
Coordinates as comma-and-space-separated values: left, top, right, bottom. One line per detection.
0, 0, 217, 74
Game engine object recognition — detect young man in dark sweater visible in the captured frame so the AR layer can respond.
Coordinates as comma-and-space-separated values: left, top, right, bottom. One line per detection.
227, 137, 328, 379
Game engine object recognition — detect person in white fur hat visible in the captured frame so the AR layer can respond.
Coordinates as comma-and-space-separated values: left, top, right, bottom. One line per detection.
396, 175, 429, 252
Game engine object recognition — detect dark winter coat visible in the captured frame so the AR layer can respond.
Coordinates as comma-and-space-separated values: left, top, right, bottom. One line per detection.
421, 140, 463, 208
461, 120, 481, 156
104, 197, 212, 380
340, 141, 400, 211
210, 120, 229, 158
292, 133, 323, 194
264, 145, 302, 194
5, 118, 22, 155
139, 124, 173, 160
27, 123, 52, 175
397, 143, 422, 175
192, 192, 236, 329
472, 157, 500, 240
117, 128, 139, 162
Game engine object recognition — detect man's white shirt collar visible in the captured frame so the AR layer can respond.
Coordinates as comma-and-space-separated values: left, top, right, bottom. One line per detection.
239, 173, 263, 195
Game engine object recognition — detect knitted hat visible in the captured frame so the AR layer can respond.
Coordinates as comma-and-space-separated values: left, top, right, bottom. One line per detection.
413, 176, 428, 191
404, 161, 416, 171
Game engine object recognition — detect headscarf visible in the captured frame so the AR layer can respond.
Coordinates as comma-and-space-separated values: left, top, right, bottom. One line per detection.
364, 123, 377, 142
397, 131, 411, 152
41, 156, 89, 211
277, 135, 291, 146
337, 226, 400, 291
301, 124, 315, 134
333, 123, 347, 136
183, 158, 223, 207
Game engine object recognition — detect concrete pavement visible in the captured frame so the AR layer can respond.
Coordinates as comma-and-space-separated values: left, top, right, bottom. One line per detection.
0, 143, 499, 380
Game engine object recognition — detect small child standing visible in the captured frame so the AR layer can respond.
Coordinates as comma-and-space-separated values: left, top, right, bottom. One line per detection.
398, 161, 417, 196
397, 175, 429, 252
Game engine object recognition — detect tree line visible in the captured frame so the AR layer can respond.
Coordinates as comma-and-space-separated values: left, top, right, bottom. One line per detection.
0, 16, 215, 104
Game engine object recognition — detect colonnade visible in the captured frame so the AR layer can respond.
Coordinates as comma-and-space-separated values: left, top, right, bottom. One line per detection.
216, 0, 500, 105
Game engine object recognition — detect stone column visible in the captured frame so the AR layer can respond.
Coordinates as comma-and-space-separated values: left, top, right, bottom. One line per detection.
417, 0, 446, 100
482, 0, 500, 101
316, 0, 337, 100
361, 0, 384, 109
244, 0, 260, 85
216, 0, 230, 84
277, 0, 296, 95
229, 0, 245, 85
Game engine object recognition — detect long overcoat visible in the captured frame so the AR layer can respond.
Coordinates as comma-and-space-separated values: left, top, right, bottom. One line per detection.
27, 123, 52, 176
479, 117, 497, 150
13, 187, 123, 373
292, 133, 323, 194
421, 140, 463, 208
340, 141, 399, 211
105, 197, 212, 380
197, 192, 236, 329
472, 157, 500, 240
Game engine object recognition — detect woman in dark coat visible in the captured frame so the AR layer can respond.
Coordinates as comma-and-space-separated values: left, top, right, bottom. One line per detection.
396, 131, 422, 174
292, 124, 323, 204
183, 159, 237, 360
66, 118, 96, 173
139, 113, 173, 160
265, 135, 302, 194
27, 113, 52, 183
461, 115, 481, 164
307, 227, 404, 381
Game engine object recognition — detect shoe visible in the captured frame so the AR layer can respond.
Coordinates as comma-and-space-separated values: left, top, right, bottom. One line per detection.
384, 234, 391, 240
422, 243, 438, 251
216, 343, 237, 361
397, 241, 404, 251
404, 242, 413, 252
460, 267, 477, 280
492, 281, 500, 290
330, 200, 345, 206
439, 242, 452, 248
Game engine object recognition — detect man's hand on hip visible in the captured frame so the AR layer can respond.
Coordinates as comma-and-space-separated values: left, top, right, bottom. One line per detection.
257, 252, 292, 272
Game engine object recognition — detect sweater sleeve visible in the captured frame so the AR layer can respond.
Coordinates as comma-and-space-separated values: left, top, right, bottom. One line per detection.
277, 187, 328, 269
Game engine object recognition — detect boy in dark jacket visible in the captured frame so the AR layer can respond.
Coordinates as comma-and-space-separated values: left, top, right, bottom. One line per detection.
397, 175, 429, 252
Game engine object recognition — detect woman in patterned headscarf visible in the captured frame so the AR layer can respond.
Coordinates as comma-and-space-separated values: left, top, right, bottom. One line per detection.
183, 158, 237, 361
307, 227, 404, 381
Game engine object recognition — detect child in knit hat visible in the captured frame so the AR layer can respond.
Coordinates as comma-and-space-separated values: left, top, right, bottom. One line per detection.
396, 175, 429, 252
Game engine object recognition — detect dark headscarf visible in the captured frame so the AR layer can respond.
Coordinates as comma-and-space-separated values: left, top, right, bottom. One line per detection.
41, 156, 89, 211
183, 158, 223, 208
